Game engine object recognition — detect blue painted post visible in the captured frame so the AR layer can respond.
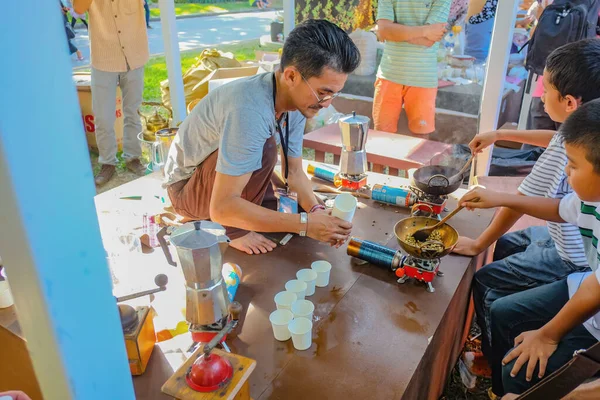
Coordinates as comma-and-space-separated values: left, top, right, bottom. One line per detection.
0, 2, 135, 399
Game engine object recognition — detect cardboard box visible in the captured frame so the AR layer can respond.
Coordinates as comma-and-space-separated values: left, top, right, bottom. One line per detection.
255, 50, 280, 62
73, 73, 124, 151
193, 66, 260, 94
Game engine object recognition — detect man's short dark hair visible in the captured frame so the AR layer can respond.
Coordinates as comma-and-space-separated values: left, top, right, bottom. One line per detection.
280, 19, 360, 79
546, 39, 600, 103
562, 99, 600, 173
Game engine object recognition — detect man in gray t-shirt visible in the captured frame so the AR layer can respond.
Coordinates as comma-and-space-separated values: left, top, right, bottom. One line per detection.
164, 19, 361, 255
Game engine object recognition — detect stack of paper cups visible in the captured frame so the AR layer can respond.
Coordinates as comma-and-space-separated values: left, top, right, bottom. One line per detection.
311, 260, 332, 287
296, 269, 318, 296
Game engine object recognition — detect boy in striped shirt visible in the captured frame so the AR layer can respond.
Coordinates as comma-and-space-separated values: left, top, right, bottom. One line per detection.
454, 39, 600, 365
375, 0, 451, 134
459, 99, 600, 397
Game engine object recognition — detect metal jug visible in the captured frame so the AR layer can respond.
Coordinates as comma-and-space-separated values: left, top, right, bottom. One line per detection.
157, 221, 231, 329
338, 111, 370, 177
138, 102, 172, 141
339, 111, 370, 152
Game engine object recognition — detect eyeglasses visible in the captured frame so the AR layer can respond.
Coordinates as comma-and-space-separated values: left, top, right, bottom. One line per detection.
300, 74, 340, 105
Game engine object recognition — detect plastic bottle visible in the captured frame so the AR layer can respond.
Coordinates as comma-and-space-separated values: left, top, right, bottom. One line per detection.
451, 25, 463, 55
444, 31, 456, 64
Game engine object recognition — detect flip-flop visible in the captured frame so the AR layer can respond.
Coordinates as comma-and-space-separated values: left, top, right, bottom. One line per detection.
463, 351, 492, 378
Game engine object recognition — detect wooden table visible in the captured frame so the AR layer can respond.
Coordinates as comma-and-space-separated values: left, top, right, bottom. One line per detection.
90, 167, 494, 400
302, 125, 451, 176
1, 167, 495, 400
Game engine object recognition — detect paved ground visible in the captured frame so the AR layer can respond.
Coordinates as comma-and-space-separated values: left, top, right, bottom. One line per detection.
70, 10, 279, 67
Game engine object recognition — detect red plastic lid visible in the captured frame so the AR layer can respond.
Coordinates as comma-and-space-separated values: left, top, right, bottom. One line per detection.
186, 353, 233, 392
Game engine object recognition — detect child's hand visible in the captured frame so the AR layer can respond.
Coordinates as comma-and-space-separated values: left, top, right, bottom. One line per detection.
502, 329, 559, 382
469, 131, 499, 154
459, 187, 501, 210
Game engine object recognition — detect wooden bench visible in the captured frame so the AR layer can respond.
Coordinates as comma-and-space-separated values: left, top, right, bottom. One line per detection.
303, 124, 452, 177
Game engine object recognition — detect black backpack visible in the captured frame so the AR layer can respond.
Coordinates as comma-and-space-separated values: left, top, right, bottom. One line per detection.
526, 0, 600, 75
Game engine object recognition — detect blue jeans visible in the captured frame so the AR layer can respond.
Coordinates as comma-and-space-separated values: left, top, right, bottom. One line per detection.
144, 0, 150, 27
465, 17, 495, 63
474, 226, 588, 357
490, 279, 597, 395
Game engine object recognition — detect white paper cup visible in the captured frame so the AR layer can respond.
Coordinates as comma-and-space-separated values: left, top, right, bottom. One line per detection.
269, 309, 294, 341
0, 281, 14, 309
291, 299, 315, 321
274, 291, 297, 310
331, 193, 357, 222
311, 260, 332, 287
285, 279, 307, 300
288, 317, 313, 350
296, 269, 318, 296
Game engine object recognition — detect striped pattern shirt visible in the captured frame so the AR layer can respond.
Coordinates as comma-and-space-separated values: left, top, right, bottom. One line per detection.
377, 0, 452, 88
559, 193, 600, 340
88, 0, 149, 72
519, 133, 588, 267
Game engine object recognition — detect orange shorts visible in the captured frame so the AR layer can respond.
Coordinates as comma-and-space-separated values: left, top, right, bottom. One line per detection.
373, 77, 438, 134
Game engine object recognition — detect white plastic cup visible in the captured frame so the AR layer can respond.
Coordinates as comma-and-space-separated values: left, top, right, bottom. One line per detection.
311, 260, 332, 288
0, 280, 14, 309
285, 279, 307, 300
331, 193, 357, 222
288, 317, 313, 351
274, 291, 297, 310
296, 269, 318, 296
291, 299, 315, 321
269, 309, 294, 341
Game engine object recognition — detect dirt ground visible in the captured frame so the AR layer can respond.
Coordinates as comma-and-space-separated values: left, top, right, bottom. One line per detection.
90, 150, 144, 195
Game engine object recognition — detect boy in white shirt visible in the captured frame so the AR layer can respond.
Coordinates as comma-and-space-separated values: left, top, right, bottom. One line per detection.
459, 99, 600, 397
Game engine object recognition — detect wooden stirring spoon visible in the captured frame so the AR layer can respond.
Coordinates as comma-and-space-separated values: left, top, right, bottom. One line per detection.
447, 154, 474, 185
411, 197, 480, 242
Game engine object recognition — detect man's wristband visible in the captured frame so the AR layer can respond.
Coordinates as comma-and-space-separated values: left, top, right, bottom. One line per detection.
309, 204, 326, 213
299, 212, 308, 237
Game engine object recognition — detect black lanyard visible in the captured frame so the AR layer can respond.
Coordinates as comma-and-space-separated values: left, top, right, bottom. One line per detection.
272, 73, 290, 190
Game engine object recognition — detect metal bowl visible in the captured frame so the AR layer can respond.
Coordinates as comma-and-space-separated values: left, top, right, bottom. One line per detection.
394, 216, 459, 259
412, 165, 462, 196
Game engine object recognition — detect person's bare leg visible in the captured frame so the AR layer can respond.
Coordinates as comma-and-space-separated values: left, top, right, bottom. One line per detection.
229, 232, 277, 255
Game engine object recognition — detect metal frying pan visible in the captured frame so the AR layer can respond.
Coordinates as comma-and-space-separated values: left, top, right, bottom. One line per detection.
394, 216, 459, 259
412, 165, 462, 196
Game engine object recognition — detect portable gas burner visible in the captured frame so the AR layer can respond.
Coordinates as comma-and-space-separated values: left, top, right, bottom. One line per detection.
410, 163, 467, 218
393, 215, 459, 293
409, 186, 447, 220
395, 256, 442, 293
371, 184, 447, 220
347, 238, 444, 293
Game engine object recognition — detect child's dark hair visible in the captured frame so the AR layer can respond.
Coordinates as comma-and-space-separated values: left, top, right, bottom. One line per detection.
546, 39, 600, 103
562, 99, 600, 173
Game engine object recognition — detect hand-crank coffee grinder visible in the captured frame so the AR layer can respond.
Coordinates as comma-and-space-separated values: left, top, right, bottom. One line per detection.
157, 221, 233, 344
338, 111, 370, 190
115, 273, 168, 375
